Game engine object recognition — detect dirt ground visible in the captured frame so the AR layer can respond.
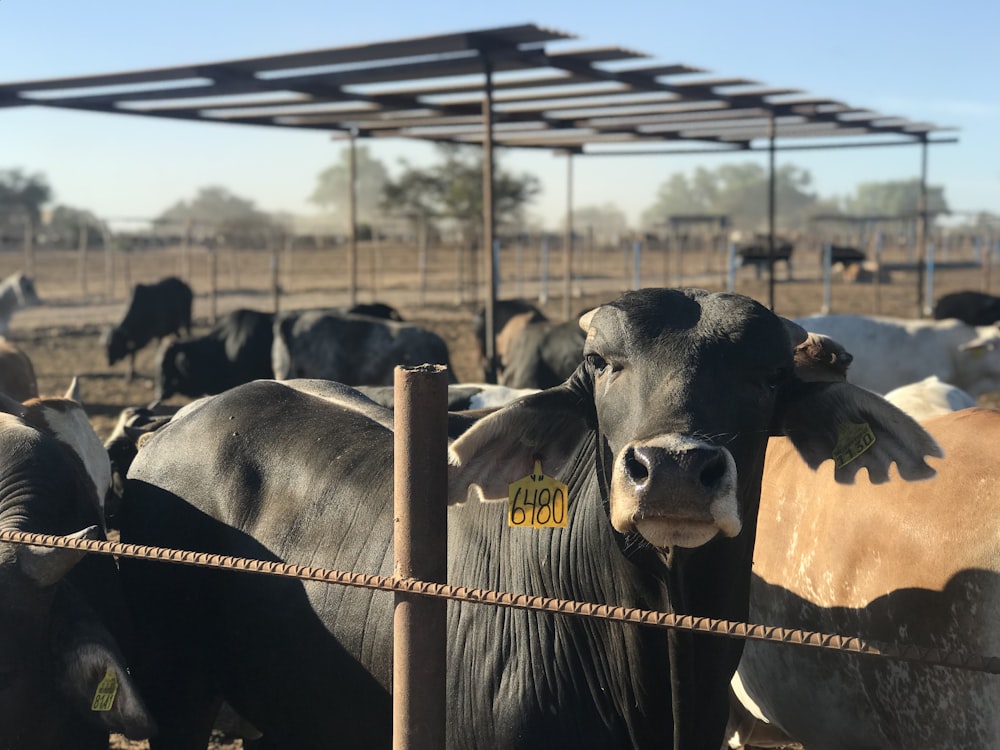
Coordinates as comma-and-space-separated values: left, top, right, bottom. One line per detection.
3, 240, 996, 749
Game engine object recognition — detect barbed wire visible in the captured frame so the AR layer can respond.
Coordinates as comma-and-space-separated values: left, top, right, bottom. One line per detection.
4, 528, 998, 676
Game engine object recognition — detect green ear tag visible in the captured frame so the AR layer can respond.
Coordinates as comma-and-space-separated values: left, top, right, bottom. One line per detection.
91, 667, 118, 712
508, 459, 568, 528
833, 422, 876, 468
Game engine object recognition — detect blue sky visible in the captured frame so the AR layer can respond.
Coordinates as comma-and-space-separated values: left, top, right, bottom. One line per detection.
1, 0, 996, 229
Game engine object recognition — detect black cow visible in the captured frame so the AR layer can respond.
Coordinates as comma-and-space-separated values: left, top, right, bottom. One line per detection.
103, 277, 193, 381
343, 302, 404, 321
118, 288, 939, 750
0, 385, 153, 749
154, 308, 275, 402
933, 290, 1000, 326
272, 309, 454, 385
499, 318, 587, 389
104, 405, 173, 527
473, 298, 548, 380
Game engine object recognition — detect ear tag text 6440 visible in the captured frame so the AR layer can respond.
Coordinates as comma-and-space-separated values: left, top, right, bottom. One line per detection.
91, 667, 118, 712
508, 459, 568, 528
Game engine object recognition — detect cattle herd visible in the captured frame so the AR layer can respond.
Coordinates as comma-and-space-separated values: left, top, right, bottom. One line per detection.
0, 271, 999, 750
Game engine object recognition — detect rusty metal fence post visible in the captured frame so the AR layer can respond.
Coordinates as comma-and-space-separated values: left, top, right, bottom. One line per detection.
393, 364, 449, 750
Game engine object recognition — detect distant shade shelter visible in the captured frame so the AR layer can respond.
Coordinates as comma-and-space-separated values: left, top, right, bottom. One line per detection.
0, 23, 958, 374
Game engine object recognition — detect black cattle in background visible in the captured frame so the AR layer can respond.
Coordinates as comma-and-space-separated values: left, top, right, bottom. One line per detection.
104, 405, 174, 527
499, 318, 587, 390
103, 277, 193, 381
272, 309, 455, 385
933, 290, 1000, 326
154, 308, 275, 402
344, 302, 404, 321
473, 298, 547, 381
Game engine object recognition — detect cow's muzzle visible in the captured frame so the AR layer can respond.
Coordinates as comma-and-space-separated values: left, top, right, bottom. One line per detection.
610, 436, 740, 549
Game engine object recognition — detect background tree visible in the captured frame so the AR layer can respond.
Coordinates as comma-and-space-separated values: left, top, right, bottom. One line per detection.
641, 162, 838, 233
572, 203, 629, 244
380, 164, 442, 241
842, 178, 949, 221
0, 168, 52, 236
42, 204, 104, 247
310, 145, 390, 232
156, 186, 281, 246
381, 144, 541, 244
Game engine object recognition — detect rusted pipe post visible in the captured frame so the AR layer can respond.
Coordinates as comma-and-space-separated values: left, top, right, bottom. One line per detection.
393, 364, 449, 750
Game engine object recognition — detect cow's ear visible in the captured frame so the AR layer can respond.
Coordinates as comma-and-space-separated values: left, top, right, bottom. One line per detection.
776, 381, 942, 485
50, 588, 156, 738
448, 386, 590, 504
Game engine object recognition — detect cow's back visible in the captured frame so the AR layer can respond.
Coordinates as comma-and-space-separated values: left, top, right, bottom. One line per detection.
273, 311, 452, 385
122, 382, 398, 747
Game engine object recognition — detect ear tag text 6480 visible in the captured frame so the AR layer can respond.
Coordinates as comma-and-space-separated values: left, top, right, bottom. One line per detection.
508, 459, 568, 528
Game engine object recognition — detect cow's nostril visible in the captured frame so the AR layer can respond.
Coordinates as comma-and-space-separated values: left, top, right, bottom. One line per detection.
624, 447, 649, 483
699, 454, 728, 490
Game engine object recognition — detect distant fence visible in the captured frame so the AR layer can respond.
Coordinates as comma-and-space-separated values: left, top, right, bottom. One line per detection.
2, 227, 998, 322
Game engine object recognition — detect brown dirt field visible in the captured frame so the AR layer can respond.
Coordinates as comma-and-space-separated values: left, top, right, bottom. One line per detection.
3, 240, 996, 749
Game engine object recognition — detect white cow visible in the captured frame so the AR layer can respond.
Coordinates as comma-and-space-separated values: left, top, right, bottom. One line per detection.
795, 314, 1000, 396
0, 271, 41, 334
883, 375, 977, 420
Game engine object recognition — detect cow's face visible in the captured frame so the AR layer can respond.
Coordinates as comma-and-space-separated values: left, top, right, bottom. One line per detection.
102, 327, 129, 366
580, 289, 794, 549
449, 287, 939, 555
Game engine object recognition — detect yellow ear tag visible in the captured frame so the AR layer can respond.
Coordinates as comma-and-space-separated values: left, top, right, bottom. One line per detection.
508, 459, 568, 528
969, 347, 985, 359
91, 667, 118, 712
832, 422, 876, 468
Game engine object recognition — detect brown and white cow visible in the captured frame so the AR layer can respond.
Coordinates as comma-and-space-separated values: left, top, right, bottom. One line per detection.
730, 407, 1000, 749
0, 337, 38, 401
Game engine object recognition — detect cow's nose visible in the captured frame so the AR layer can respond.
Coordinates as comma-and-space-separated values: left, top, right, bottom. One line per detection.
624, 444, 728, 493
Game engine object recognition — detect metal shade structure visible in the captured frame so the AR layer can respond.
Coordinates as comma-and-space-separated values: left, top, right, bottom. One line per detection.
0, 23, 957, 355
0, 23, 951, 149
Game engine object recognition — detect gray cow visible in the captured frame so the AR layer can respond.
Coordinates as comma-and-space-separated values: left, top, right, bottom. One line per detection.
272, 308, 454, 385
0, 271, 41, 334
0, 383, 153, 749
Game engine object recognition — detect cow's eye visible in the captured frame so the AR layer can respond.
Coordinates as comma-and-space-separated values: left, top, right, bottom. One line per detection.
586, 353, 610, 374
